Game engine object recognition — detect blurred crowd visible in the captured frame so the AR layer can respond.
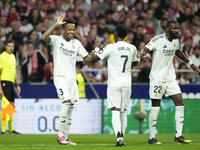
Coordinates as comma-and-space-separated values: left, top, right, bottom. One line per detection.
0, 0, 200, 84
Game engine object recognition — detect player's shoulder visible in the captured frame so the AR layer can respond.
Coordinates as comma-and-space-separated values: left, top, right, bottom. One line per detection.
151, 34, 165, 42
71, 38, 81, 45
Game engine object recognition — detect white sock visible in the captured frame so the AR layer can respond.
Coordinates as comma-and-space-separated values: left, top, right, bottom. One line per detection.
175, 106, 184, 138
64, 105, 74, 139
120, 111, 127, 141
58, 103, 70, 137
112, 111, 122, 141
149, 107, 160, 139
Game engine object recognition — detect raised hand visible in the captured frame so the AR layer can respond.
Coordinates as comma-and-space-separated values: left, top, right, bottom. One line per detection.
55, 14, 67, 26
94, 38, 101, 49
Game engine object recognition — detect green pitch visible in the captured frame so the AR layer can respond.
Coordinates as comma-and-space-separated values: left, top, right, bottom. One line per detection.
0, 134, 199, 150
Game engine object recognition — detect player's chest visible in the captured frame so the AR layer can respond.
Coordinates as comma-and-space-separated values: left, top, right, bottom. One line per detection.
57, 42, 78, 58
156, 41, 177, 57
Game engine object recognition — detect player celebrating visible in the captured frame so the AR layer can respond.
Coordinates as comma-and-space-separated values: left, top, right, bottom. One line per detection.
138, 20, 199, 144
41, 14, 100, 145
94, 24, 139, 146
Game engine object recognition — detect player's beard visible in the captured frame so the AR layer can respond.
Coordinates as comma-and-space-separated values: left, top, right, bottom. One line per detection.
169, 32, 178, 39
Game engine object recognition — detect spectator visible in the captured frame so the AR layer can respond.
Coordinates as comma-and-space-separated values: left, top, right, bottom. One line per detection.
190, 24, 200, 46
135, 17, 154, 35
144, 9, 159, 35
0, 16, 11, 44
19, 15, 34, 41
138, 58, 152, 83
22, 30, 43, 59
7, 6, 20, 26
148, 0, 162, 20
76, 16, 90, 38
131, 1, 146, 22
80, 0, 91, 12
35, 0, 46, 18
132, 25, 144, 49
156, 18, 168, 35
85, 29, 97, 53
61, 0, 72, 11
0, 0, 9, 16
112, 0, 125, 24
105, 9, 118, 33
179, 6, 193, 28
15, 0, 27, 16
6, 21, 24, 57
161, 9, 170, 20
176, 62, 190, 84
71, 0, 82, 20
96, 14, 110, 40
45, 9, 56, 28
21, 41, 48, 82
54, 0, 66, 21
87, 61, 105, 83
188, 45, 200, 84
168, 0, 182, 20
88, 0, 101, 23
98, 0, 111, 14
28, 8, 42, 26
182, 36, 193, 58
42, 18, 50, 32
3, 0, 14, 10
122, 17, 134, 32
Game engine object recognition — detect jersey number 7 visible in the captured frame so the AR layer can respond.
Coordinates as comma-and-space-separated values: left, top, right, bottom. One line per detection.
121, 55, 128, 73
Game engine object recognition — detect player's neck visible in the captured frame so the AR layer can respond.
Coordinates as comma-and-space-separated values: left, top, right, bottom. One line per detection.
165, 33, 173, 42
116, 38, 124, 42
63, 35, 71, 42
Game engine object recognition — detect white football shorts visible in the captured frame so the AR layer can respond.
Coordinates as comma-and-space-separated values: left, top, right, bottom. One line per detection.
107, 86, 131, 112
54, 75, 79, 104
149, 79, 181, 99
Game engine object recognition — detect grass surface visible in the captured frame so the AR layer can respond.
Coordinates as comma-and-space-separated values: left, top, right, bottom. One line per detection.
0, 134, 199, 150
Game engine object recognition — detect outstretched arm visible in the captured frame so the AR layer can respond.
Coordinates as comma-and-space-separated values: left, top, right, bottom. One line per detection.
41, 14, 66, 44
175, 50, 199, 74
84, 38, 102, 63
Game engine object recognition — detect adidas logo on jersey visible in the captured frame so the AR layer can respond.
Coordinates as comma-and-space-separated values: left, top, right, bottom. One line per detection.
163, 45, 167, 48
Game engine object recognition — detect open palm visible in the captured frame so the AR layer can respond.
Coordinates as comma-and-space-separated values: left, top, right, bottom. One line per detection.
56, 14, 67, 26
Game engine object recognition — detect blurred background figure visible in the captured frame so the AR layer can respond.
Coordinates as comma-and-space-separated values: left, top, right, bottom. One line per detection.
20, 42, 47, 83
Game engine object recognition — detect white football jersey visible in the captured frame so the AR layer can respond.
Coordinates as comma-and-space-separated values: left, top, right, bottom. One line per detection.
97, 41, 137, 87
49, 35, 88, 80
145, 33, 179, 81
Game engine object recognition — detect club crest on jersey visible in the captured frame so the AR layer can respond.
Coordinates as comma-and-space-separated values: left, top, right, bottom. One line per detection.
72, 45, 75, 49
174, 43, 176, 47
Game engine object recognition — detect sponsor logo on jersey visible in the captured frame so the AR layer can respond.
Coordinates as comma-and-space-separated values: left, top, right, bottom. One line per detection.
59, 43, 75, 56
163, 45, 167, 48
163, 49, 176, 56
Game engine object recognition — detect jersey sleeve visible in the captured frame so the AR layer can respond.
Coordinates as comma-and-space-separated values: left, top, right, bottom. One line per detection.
49, 35, 58, 48
96, 44, 112, 60
132, 46, 138, 62
77, 40, 88, 58
145, 37, 158, 51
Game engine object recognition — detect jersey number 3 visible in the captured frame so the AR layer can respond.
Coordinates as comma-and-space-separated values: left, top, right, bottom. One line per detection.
121, 55, 128, 73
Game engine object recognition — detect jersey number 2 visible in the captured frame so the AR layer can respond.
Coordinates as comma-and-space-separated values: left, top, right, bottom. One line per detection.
121, 55, 128, 73
154, 86, 162, 93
